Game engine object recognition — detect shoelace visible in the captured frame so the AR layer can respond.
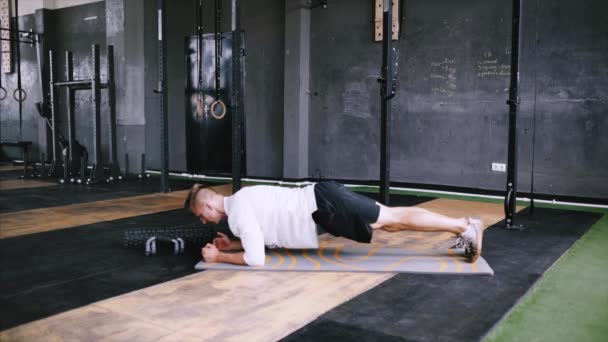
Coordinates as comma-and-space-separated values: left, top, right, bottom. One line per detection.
453, 236, 466, 249
453, 227, 474, 251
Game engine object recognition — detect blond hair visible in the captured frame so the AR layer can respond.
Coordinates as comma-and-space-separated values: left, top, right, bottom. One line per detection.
184, 184, 216, 211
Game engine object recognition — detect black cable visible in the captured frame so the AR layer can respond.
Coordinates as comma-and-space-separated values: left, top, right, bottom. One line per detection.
196, 0, 204, 118
393, 0, 405, 84
214, 0, 221, 100
382, 0, 405, 98
529, 0, 539, 214
14, 0, 23, 139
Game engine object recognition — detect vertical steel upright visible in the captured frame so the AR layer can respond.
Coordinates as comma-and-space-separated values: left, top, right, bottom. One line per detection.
48, 50, 61, 177
14, 0, 22, 139
89, 44, 104, 182
107, 45, 119, 180
231, 0, 242, 192
379, 0, 395, 205
65, 51, 75, 179
157, 0, 170, 193
35, 34, 47, 121
505, 0, 524, 229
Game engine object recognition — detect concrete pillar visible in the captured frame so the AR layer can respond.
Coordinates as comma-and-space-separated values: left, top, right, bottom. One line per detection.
105, 0, 146, 174
34, 8, 51, 161
283, 0, 310, 179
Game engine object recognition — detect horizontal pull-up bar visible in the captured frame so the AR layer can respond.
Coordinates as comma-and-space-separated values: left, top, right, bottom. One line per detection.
0, 28, 41, 45
52, 79, 108, 88
0, 27, 42, 35
68, 83, 109, 91
0, 37, 37, 44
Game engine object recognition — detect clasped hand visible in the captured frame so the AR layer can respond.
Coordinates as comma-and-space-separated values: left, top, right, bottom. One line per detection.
202, 243, 219, 262
212, 232, 231, 250
202, 232, 232, 262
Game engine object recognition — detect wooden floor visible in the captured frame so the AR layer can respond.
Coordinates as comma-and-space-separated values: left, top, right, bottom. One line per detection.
0, 179, 56, 191
0, 185, 232, 239
0, 191, 187, 239
0, 193, 524, 342
0, 164, 24, 171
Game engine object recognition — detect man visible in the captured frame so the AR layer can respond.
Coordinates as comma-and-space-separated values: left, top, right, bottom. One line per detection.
185, 181, 484, 266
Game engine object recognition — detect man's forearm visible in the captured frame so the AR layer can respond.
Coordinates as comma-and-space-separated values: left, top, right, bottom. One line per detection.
225, 239, 243, 251
217, 251, 247, 265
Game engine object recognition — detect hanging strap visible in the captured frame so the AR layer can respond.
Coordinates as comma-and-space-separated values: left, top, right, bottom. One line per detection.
196, 0, 204, 118
390, 0, 405, 96
211, 0, 226, 120
214, 0, 222, 98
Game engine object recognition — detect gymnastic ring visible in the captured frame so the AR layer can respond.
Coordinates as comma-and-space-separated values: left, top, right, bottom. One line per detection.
210, 99, 226, 120
0, 87, 6, 101
13, 88, 27, 102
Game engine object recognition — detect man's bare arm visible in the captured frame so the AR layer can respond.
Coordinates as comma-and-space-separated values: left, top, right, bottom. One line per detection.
217, 251, 247, 265
214, 232, 244, 251
223, 240, 243, 251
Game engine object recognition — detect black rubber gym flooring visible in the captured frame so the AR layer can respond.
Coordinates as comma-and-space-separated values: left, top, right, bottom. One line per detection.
0, 178, 196, 214
282, 207, 603, 342
0, 184, 432, 330
0, 169, 28, 180
0, 208, 214, 330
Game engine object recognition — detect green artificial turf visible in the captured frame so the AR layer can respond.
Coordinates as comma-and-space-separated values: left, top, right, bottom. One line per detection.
485, 213, 608, 342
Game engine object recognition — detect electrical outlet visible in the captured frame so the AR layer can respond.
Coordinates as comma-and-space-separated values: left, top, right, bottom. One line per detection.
492, 162, 506, 172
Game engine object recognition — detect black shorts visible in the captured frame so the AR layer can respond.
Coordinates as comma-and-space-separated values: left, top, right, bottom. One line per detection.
311, 181, 380, 243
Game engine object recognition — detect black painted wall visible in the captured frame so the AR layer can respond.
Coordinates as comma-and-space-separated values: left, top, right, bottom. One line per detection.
309, 0, 608, 199
3, 0, 606, 199
143, 0, 212, 172
185, 33, 240, 174
143, 0, 285, 178
0, 2, 107, 163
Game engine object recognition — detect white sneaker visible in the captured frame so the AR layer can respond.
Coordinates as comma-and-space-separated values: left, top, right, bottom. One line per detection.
454, 217, 484, 263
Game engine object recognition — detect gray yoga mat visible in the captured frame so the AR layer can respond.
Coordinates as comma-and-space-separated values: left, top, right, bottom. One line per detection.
194, 246, 494, 275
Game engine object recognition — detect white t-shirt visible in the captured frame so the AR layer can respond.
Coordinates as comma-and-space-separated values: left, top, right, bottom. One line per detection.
223, 185, 318, 266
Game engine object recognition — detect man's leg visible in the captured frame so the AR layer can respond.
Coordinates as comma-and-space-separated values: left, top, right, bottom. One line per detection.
370, 204, 484, 263
370, 204, 467, 234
